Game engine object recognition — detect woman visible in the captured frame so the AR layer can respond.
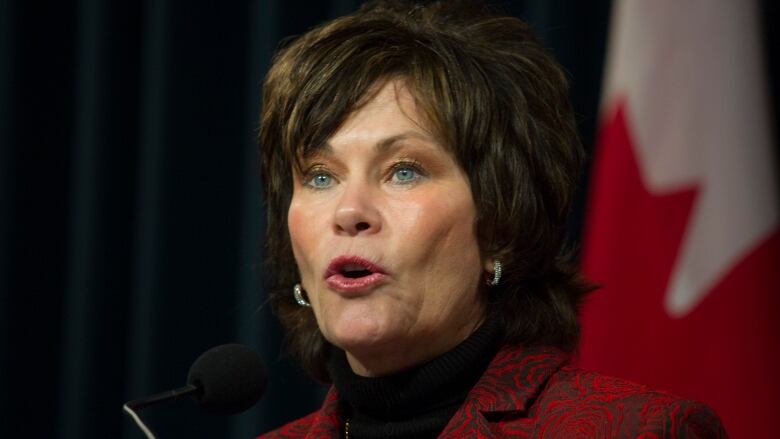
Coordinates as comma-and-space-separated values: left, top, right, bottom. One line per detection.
258, 1, 726, 437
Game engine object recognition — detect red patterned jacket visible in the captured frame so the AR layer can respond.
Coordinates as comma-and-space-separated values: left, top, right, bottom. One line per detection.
259, 344, 727, 438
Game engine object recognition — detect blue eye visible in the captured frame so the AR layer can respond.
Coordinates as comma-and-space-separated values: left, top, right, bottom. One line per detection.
388, 160, 428, 185
391, 165, 423, 184
307, 173, 333, 188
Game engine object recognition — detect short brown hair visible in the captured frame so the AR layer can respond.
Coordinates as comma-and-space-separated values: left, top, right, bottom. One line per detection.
259, 0, 593, 381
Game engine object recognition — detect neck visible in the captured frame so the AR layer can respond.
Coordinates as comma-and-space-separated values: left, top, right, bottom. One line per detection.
329, 316, 503, 439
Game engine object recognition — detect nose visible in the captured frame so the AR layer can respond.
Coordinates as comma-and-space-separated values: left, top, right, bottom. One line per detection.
333, 182, 381, 236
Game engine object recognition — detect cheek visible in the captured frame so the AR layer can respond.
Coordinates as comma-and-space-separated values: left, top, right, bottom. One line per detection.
389, 189, 480, 268
422, 187, 475, 236
287, 202, 320, 278
389, 192, 483, 330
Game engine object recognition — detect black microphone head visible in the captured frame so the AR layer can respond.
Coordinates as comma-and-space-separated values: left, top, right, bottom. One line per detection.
186, 343, 267, 415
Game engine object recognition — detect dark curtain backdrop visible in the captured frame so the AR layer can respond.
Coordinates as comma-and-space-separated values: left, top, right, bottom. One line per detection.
20, 0, 776, 437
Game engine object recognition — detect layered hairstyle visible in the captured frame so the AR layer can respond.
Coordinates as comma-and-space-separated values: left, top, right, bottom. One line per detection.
259, 0, 594, 381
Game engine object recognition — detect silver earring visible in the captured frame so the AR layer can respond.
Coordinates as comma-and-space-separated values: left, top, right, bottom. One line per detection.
293, 283, 311, 307
490, 259, 502, 286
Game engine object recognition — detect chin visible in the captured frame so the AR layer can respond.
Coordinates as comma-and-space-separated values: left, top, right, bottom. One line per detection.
322, 304, 396, 353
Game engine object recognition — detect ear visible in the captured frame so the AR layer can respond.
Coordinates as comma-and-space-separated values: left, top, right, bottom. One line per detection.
482, 257, 495, 273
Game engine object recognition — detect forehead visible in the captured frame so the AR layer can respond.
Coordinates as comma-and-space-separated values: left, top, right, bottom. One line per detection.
293, 78, 449, 169
327, 80, 430, 146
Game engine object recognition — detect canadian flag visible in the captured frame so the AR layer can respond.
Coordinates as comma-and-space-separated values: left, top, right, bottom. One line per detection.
578, 0, 780, 437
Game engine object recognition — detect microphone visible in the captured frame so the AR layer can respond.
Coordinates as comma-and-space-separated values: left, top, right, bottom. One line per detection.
123, 343, 267, 438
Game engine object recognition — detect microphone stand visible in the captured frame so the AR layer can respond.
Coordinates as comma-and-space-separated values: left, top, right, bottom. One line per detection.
123, 384, 201, 439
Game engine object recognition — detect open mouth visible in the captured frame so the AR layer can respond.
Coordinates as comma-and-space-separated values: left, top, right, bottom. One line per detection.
340, 263, 374, 278
326, 256, 386, 279
325, 256, 388, 293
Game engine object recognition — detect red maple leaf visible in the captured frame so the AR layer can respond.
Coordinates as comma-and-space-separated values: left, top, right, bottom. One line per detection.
577, 99, 780, 438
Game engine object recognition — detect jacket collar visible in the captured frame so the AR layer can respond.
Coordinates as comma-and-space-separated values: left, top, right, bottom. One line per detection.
440, 344, 569, 435
466, 344, 569, 411
304, 343, 569, 438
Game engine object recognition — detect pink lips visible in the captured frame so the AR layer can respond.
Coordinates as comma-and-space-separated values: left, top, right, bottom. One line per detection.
324, 255, 388, 294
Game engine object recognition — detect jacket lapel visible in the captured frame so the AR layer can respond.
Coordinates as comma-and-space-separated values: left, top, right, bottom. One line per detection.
304, 387, 343, 438
439, 344, 569, 437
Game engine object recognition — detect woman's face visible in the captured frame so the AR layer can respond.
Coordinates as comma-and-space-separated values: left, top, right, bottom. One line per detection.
288, 80, 488, 376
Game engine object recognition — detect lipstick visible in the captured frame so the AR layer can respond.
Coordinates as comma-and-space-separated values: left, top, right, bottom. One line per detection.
324, 255, 388, 294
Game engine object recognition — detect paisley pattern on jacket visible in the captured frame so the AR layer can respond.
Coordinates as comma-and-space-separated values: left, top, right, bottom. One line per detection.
259, 344, 727, 438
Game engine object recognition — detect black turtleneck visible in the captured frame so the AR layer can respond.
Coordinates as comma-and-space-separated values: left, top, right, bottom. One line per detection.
328, 317, 503, 439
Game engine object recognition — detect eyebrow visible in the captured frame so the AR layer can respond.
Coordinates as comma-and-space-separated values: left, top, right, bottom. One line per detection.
305, 131, 436, 158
